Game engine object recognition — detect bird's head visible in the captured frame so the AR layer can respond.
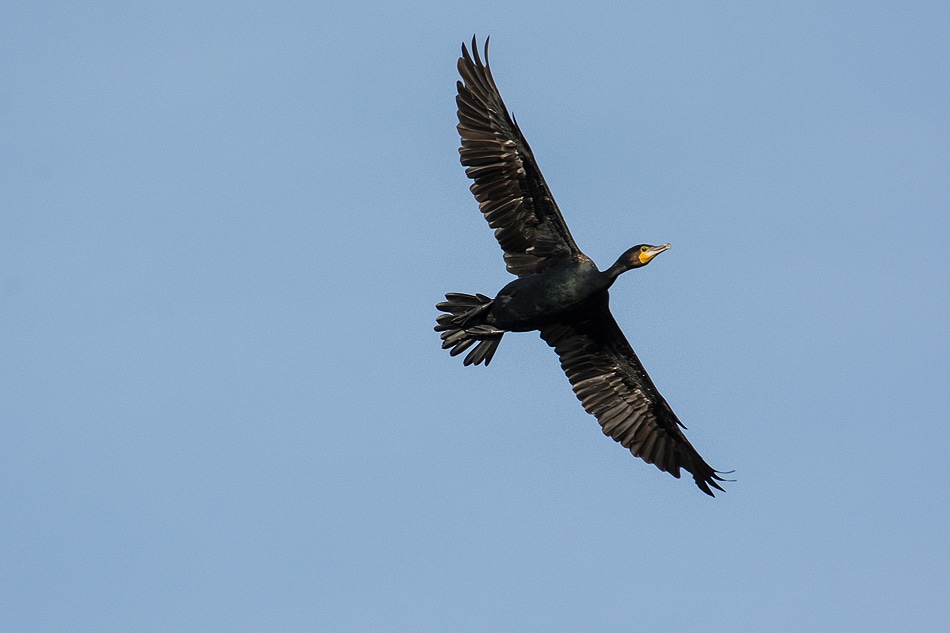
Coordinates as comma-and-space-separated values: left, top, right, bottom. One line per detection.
622, 243, 671, 270
605, 243, 671, 281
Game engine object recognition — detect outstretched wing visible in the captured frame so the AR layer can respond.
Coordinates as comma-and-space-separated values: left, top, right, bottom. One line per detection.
540, 299, 726, 496
457, 37, 582, 277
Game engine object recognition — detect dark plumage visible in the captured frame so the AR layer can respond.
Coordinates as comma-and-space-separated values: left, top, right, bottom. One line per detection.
436, 37, 727, 496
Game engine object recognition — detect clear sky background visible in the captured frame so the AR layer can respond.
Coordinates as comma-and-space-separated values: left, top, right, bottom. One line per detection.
2, 2, 948, 631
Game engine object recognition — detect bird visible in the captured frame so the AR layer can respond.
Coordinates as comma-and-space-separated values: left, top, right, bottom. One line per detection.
435, 37, 727, 496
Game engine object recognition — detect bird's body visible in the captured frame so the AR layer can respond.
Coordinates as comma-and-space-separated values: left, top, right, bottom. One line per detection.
436, 37, 727, 496
491, 256, 602, 331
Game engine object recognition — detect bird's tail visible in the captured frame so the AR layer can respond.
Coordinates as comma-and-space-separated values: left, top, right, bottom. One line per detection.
435, 292, 505, 366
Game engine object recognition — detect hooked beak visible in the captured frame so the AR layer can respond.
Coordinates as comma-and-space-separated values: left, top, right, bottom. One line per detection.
638, 243, 671, 265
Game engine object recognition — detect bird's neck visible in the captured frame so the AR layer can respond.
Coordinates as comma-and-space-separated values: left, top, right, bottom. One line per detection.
602, 258, 634, 285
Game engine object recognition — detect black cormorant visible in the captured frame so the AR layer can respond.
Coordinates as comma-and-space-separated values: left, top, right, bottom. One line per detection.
436, 37, 726, 496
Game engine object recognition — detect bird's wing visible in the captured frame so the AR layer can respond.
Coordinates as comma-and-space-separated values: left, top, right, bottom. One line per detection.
456, 37, 582, 277
539, 300, 726, 496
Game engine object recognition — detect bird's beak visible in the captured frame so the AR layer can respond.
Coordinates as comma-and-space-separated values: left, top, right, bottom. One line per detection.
638, 243, 671, 265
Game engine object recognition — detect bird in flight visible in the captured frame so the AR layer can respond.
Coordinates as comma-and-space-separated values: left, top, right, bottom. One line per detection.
436, 37, 727, 496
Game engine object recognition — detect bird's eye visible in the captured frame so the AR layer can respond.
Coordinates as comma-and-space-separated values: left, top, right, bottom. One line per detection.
640, 246, 649, 253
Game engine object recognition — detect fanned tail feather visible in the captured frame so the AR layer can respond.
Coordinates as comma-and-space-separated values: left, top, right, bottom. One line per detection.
435, 293, 505, 366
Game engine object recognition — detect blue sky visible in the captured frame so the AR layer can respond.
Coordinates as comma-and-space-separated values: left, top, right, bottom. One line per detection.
2, 2, 948, 631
